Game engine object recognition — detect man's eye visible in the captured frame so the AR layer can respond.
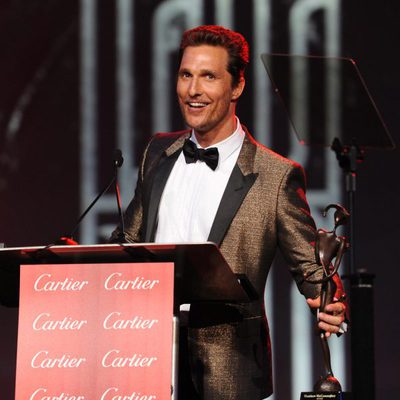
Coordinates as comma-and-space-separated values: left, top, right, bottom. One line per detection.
206, 74, 215, 80
180, 72, 191, 78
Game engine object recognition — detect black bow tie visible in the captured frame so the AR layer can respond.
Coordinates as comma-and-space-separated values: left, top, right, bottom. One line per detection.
182, 139, 219, 171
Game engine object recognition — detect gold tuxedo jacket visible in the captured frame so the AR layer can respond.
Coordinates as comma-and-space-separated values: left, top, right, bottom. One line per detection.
111, 128, 322, 400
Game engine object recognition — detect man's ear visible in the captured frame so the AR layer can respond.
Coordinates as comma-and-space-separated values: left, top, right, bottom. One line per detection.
231, 77, 245, 102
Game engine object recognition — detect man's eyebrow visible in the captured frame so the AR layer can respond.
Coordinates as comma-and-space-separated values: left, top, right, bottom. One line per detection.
178, 67, 219, 75
200, 68, 217, 76
178, 67, 191, 75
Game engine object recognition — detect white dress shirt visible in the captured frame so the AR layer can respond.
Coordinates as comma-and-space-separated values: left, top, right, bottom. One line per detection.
155, 118, 245, 243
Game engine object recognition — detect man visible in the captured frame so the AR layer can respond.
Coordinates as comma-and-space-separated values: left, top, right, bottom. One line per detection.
111, 25, 346, 399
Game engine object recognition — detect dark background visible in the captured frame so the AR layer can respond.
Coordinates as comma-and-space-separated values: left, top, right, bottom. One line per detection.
0, 1, 399, 398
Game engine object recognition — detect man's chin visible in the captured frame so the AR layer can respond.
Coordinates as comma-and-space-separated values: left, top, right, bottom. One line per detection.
183, 119, 209, 135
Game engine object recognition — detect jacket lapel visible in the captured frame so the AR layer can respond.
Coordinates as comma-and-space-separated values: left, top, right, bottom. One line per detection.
207, 132, 258, 246
144, 129, 258, 245
144, 133, 189, 242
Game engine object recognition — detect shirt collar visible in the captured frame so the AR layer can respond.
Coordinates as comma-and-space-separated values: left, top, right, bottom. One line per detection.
190, 117, 245, 163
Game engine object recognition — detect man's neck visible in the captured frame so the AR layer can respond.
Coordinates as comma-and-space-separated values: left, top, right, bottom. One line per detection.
193, 115, 238, 147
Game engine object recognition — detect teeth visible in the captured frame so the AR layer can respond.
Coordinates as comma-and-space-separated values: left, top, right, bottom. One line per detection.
188, 102, 207, 108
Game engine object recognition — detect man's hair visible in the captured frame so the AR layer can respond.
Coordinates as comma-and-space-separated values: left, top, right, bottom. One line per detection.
179, 25, 249, 88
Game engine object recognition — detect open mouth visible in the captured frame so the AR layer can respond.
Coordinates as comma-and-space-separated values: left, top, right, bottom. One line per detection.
187, 102, 208, 109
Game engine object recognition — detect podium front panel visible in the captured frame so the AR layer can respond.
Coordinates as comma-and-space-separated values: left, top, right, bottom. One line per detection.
15, 262, 174, 399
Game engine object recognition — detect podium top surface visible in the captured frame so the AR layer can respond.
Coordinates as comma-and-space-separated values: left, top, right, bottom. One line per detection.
0, 242, 251, 304
0, 242, 215, 262
0, 243, 212, 264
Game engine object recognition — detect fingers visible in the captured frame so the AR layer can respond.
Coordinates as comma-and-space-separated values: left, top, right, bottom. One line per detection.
324, 301, 346, 316
307, 297, 346, 337
317, 320, 340, 337
306, 297, 321, 309
318, 302, 346, 336
318, 323, 333, 337
318, 312, 344, 327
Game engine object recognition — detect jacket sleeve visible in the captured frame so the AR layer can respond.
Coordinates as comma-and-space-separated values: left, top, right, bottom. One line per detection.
276, 162, 323, 299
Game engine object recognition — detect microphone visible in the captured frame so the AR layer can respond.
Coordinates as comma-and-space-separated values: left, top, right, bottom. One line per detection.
55, 149, 125, 245
114, 149, 123, 168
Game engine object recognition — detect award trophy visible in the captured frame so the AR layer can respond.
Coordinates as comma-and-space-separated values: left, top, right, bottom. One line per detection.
301, 204, 350, 399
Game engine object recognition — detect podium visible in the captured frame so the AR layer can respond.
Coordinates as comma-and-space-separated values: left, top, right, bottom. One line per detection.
0, 242, 251, 399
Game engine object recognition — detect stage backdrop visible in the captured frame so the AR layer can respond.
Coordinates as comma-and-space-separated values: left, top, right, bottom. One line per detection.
0, 1, 399, 399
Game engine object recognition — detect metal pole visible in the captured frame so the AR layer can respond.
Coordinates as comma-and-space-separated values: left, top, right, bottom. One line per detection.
349, 271, 376, 400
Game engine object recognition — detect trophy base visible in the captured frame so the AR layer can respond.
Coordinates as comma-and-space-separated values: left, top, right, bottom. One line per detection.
300, 392, 352, 400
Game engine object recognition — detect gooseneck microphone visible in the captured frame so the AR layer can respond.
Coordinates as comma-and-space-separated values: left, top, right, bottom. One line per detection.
113, 149, 126, 242
56, 149, 126, 244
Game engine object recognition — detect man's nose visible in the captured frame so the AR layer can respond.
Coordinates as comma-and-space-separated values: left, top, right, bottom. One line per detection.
188, 77, 202, 97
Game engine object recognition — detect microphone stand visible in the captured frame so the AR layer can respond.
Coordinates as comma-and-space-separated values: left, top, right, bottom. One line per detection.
331, 138, 375, 400
113, 149, 126, 243
56, 149, 126, 245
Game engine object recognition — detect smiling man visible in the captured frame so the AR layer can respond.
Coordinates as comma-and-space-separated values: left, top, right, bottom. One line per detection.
111, 25, 346, 400
176, 44, 244, 146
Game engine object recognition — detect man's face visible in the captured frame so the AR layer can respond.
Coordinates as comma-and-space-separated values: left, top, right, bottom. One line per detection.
177, 45, 244, 139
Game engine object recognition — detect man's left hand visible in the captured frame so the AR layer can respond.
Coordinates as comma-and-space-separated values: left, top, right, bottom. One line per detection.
306, 297, 347, 337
